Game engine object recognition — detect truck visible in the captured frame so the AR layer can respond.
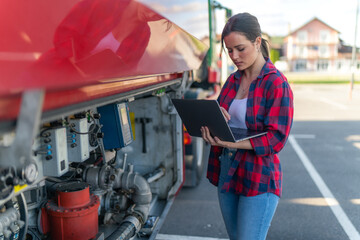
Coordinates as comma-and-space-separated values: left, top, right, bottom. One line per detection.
152, 0, 232, 187
0, 0, 231, 239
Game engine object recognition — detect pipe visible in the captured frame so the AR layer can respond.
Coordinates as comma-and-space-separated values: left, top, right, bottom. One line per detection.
84, 165, 152, 237
144, 166, 166, 183
113, 171, 152, 221
106, 215, 140, 240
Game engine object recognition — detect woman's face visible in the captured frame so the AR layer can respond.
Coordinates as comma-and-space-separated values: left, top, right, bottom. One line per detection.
224, 32, 260, 71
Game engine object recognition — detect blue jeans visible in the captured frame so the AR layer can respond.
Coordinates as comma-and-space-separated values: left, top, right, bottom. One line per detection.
218, 148, 279, 240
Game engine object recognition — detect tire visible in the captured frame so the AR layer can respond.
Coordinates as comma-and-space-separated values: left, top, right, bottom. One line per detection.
184, 137, 210, 187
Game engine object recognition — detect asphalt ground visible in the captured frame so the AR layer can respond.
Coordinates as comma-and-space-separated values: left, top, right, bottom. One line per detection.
158, 84, 360, 240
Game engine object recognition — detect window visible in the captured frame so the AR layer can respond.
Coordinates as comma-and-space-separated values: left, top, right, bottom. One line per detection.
295, 60, 307, 71
319, 45, 329, 58
317, 60, 329, 71
319, 30, 330, 43
298, 46, 305, 57
297, 30, 308, 43
337, 62, 342, 69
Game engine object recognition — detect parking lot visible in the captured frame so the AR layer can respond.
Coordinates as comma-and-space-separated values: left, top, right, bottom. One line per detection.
158, 83, 360, 240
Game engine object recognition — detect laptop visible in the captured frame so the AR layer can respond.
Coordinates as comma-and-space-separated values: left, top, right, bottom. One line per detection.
171, 99, 267, 142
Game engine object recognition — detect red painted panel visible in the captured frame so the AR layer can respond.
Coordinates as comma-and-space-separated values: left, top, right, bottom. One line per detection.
0, 73, 182, 120
0, 0, 208, 119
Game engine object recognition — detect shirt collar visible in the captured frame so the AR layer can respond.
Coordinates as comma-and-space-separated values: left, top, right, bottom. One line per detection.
234, 57, 277, 80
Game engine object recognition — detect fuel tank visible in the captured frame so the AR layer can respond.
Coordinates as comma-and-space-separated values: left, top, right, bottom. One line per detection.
0, 0, 209, 119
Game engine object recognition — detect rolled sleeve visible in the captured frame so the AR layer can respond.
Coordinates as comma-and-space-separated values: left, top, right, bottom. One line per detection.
250, 80, 293, 157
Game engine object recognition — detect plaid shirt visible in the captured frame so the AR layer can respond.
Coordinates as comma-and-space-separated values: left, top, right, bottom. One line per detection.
206, 58, 294, 197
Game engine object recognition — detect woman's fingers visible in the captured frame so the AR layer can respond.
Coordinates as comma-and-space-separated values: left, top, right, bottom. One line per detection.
200, 126, 211, 143
200, 126, 208, 142
220, 107, 231, 122
201, 126, 212, 144
205, 127, 214, 143
201, 126, 233, 148
202, 126, 218, 146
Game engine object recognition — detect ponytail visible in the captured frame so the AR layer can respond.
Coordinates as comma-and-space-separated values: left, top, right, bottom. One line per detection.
260, 37, 269, 58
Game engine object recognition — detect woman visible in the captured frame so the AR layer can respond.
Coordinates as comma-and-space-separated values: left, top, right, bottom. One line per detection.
200, 13, 294, 240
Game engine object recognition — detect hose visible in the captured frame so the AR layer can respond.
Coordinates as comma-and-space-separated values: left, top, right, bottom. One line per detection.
106, 215, 141, 240
106, 222, 135, 240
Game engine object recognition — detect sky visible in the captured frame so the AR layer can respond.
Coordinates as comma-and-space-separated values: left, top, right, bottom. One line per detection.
216, 0, 359, 46
142, 0, 360, 46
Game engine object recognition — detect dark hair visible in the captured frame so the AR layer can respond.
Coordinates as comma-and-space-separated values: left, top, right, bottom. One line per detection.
221, 12, 269, 58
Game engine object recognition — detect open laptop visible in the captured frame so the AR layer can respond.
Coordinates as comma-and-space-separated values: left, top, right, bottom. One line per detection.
171, 99, 267, 142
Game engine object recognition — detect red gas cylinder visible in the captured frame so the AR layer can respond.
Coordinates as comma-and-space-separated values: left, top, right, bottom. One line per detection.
46, 182, 100, 240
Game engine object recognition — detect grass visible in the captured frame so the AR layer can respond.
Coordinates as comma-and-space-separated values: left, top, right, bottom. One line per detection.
288, 79, 360, 84
285, 72, 360, 84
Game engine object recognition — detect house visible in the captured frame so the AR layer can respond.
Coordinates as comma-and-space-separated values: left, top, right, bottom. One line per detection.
336, 39, 360, 73
282, 17, 360, 73
283, 17, 341, 72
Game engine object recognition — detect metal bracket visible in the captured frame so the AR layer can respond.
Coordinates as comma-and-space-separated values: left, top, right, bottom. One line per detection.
0, 89, 44, 203
169, 71, 190, 95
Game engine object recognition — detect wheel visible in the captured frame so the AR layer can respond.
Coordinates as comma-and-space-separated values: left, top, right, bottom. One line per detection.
184, 137, 210, 187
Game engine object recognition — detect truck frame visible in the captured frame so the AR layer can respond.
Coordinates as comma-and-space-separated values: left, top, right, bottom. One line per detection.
0, 0, 212, 239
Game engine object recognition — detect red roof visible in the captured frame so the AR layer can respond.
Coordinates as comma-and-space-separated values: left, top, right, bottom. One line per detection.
286, 17, 340, 37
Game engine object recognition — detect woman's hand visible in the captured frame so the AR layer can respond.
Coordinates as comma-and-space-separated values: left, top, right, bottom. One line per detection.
199, 106, 230, 147
200, 126, 254, 150
200, 126, 232, 148
220, 107, 231, 122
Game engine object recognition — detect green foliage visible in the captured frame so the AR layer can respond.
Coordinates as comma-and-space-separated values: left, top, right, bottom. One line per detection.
270, 49, 280, 63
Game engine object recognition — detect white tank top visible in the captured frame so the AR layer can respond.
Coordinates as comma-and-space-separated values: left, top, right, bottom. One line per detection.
228, 98, 248, 129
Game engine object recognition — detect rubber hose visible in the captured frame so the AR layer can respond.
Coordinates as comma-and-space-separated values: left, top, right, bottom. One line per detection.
106, 222, 136, 240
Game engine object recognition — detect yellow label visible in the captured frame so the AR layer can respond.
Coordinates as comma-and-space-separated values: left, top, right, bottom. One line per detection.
14, 184, 27, 193
129, 112, 136, 140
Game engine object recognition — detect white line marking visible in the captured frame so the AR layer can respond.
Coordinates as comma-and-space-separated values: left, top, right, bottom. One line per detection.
289, 135, 360, 240
156, 234, 228, 240
291, 134, 316, 139
319, 97, 348, 110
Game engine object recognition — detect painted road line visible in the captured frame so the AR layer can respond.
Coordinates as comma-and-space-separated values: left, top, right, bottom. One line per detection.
319, 97, 348, 110
156, 234, 228, 240
289, 135, 360, 240
291, 134, 316, 139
